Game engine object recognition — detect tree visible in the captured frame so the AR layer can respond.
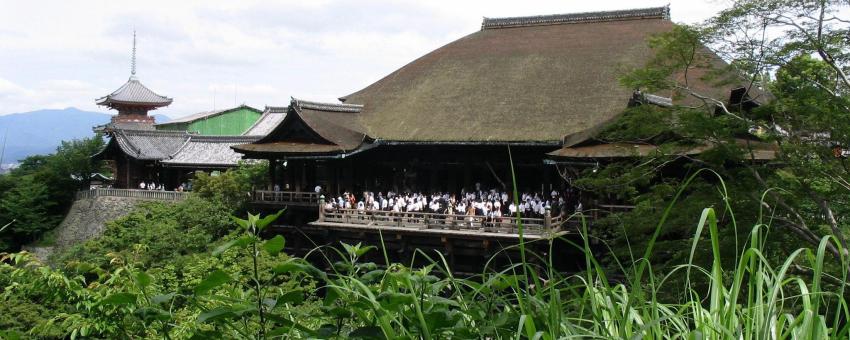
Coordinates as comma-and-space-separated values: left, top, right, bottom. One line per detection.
0, 136, 107, 251
0, 177, 58, 247
192, 161, 268, 211
578, 0, 850, 266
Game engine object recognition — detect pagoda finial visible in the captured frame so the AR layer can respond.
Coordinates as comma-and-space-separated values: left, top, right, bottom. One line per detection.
130, 29, 137, 80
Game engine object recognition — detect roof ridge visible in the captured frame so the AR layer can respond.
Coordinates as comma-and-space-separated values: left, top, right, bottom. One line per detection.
291, 97, 363, 113
481, 6, 670, 30
265, 105, 289, 113
169, 135, 194, 159
118, 129, 190, 136
190, 135, 262, 142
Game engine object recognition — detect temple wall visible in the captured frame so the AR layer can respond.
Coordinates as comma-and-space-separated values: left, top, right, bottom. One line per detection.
24, 195, 148, 262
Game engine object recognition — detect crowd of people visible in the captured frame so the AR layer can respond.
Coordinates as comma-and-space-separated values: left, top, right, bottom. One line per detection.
321, 183, 581, 220
137, 181, 192, 192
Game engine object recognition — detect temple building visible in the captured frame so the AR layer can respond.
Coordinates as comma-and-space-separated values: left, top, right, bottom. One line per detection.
233, 6, 760, 197
93, 34, 265, 189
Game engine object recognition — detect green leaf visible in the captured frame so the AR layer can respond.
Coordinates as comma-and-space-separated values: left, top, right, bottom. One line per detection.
151, 293, 176, 305
98, 292, 137, 306
134, 271, 152, 288
277, 290, 304, 305
263, 235, 286, 256
188, 331, 223, 340
194, 270, 232, 295
197, 306, 236, 323
377, 292, 415, 312
134, 307, 172, 322
212, 235, 253, 256
256, 209, 285, 230
231, 216, 249, 230
316, 324, 337, 337
273, 261, 304, 274
348, 326, 385, 339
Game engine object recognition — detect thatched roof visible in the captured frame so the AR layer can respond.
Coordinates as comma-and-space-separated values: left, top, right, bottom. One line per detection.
339, 6, 686, 143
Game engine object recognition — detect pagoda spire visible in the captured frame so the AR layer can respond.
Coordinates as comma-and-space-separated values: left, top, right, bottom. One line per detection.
130, 30, 137, 80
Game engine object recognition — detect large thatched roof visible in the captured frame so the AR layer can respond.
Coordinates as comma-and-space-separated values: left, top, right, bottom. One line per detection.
340, 6, 680, 143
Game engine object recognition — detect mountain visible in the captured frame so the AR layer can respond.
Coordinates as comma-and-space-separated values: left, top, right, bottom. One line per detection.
0, 108, 170, 163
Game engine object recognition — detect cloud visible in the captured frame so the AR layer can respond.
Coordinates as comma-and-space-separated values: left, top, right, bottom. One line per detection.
0, 0, 730, 118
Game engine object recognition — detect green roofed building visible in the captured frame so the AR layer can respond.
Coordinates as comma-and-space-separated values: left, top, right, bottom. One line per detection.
156, 104, 262, 135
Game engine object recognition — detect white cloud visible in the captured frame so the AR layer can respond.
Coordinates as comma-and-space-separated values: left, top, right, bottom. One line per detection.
0, 0, 732, 118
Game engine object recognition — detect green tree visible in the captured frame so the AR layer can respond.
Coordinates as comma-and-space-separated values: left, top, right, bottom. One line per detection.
192, 161, 268, 210
0, 177, 58, 248
597, 0, 850, 268
0, 136, 107, 251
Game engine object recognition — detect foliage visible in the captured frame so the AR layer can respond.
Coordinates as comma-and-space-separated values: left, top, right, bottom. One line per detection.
0, 177, 58, 247
2, 180, 850, 338
0, 136, 107, 251
192, 161, 268, 210
591, 0, 850, 276
56, 196, 235, 268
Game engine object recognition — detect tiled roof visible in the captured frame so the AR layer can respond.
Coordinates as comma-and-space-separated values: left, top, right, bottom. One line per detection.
162, 135, 260, 167
95, 129, 258, 167
242, 107, 287, 136
109, 130, 190, 160
481, 6, 670, 30
96, 78, 172, 107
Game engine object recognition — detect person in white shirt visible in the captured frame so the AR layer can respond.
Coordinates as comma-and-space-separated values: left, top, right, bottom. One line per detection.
139, 182, 146, 190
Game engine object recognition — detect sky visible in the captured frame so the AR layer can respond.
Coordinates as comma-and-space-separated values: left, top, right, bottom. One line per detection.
0, 0, 733, 118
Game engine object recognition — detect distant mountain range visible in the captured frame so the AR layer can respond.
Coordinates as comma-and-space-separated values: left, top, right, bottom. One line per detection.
0, 108, 170, 164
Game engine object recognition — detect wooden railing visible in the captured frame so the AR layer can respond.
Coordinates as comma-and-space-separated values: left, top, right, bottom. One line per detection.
252, 191, 320, 206
316, 206, 577, 236
76, 188, 190, 201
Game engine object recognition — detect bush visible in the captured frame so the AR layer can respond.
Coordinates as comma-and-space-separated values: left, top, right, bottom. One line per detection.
192, 161, 267, 210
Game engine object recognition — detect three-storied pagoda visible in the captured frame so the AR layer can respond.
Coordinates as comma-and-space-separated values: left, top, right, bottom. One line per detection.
93, 34, 263, 189
96, 32, 172, 130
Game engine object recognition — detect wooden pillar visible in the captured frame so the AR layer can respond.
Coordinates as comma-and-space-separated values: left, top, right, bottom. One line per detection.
305, 161, 311, 191
463, 161, 471, 191
268, 159, 277, 189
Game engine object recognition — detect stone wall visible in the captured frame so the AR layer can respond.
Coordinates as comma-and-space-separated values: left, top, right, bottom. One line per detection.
25, 196, 153, 262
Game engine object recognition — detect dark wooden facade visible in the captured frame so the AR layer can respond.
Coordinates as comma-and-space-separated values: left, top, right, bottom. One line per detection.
266, 144, 563, 198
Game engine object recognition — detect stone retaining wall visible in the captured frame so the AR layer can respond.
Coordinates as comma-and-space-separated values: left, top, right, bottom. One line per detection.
25, 196, 159, 262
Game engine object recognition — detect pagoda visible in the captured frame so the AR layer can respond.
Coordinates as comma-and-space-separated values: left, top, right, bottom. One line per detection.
96, 32, 172, 129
